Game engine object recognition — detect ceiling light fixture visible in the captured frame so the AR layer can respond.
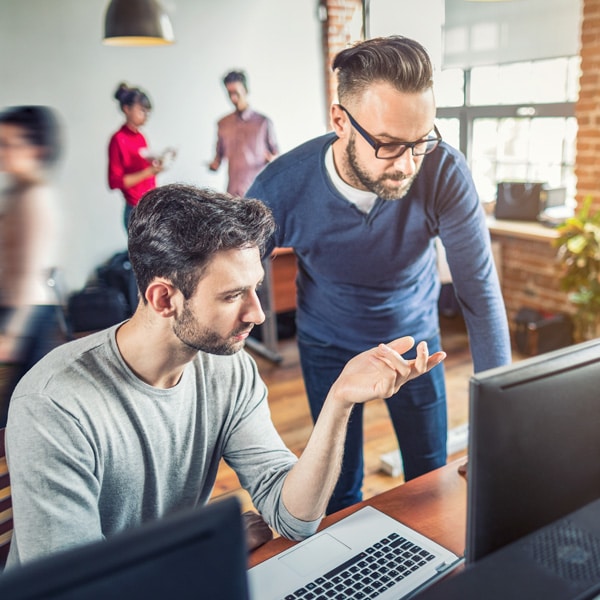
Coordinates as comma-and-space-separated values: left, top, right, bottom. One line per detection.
103, 0, 174, 46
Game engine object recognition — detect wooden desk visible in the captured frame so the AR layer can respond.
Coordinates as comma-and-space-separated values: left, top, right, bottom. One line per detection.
271, 247, 297, 313
245, 248, 297, 364
249, 459, 467, 568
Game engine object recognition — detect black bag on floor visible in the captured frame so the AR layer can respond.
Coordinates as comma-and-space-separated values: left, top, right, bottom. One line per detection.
96, 251, 138, 316
68, 286, 130, 333
514, 308, 574, 356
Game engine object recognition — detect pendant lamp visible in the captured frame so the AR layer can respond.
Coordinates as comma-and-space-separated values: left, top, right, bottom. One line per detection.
103, 0, 174, 46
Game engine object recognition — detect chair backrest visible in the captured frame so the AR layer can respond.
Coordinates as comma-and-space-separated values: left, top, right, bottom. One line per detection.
0, 427, 12, 568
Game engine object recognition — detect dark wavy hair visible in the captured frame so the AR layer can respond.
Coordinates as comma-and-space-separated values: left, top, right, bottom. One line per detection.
128, 184, 275, 301
114, 82, 152, 110
333, 36, 433, 104
0, 105, 61, 166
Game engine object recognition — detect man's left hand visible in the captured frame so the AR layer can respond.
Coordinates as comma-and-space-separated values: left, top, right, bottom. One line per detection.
242, 510, 274, 551
330, 337, 446, 408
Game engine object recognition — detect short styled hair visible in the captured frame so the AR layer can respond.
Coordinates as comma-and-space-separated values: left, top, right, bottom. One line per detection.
333, 35, 433, 104
223, 70, 248, 92
128, 184, 275, 301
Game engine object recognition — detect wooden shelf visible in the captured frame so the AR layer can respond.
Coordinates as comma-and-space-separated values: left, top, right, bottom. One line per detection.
486, 216, 560, 242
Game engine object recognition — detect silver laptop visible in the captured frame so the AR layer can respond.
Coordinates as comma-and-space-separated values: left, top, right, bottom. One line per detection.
248, 506, 462, 599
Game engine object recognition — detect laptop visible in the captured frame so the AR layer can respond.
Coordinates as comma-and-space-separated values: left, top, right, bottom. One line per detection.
248, 505, 462, 599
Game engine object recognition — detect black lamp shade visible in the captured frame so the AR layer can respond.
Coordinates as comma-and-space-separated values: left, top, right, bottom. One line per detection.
103, 0, 174, 46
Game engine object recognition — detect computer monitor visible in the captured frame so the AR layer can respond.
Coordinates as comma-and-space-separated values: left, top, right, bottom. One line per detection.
466, 338, 600, 564
495, 181, 545, 221
0, 496, 249, 599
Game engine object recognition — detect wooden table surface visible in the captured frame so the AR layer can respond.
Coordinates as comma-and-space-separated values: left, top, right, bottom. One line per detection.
249, 458, 468, 568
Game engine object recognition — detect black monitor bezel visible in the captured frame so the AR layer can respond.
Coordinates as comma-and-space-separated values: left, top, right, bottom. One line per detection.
0, 496, 249, 599
466, 338, 600, 564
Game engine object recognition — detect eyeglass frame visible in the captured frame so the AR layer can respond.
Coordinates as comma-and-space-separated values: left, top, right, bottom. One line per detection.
337, 104, 442, 160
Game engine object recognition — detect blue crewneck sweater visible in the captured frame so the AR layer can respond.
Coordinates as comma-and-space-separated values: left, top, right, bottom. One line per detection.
248, 133, 510, 372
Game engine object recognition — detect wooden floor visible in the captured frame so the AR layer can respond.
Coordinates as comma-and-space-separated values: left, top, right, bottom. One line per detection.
212, 314, 479, 513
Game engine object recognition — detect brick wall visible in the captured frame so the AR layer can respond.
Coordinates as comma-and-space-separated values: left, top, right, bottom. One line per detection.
319, 0, 364, 125
490, 234, 574, 337
576, 0, 600, 212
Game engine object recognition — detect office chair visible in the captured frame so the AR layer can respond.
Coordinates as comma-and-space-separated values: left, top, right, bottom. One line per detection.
0, 427, 12, 568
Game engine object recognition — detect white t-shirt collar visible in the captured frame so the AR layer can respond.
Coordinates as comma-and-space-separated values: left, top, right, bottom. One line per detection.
324, 143, 377, 214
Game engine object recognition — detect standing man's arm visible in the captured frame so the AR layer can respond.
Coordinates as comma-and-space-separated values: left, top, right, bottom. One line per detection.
209, 124, 224, 172
281, 336, 446, 521
264, 118, 279, 163
435, 152, 511, 372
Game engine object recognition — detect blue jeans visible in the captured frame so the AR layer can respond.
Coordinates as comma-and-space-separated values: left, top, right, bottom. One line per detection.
123, 203, 134, 232
0, 305, 62, 427
298, 331, 448, 514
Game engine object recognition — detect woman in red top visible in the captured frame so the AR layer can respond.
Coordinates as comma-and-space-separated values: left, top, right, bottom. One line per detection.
108, 83, 163, 231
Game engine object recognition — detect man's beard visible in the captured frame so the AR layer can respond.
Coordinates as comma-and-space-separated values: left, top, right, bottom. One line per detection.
172, 301, 251, 356
345, 134, 419, 201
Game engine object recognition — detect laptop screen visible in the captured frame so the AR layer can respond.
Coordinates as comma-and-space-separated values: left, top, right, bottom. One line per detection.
0, 496, 249, 599
466, 338, 600, 564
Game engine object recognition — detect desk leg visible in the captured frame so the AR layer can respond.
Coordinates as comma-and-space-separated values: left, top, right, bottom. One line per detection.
244, 257, 282, 364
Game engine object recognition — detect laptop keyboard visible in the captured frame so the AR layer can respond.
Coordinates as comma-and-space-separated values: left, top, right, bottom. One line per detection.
283, 532, 436, 599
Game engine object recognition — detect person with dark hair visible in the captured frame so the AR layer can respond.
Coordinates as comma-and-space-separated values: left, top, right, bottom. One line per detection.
4, 183, 445, 568
209, 70, 279, 196
247, 35, 511, 513
0, 105, 64, 427
108, 82, 173, 230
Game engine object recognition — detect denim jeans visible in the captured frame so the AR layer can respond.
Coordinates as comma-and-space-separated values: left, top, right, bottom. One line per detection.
124, 203, 134, 232
0, 305, 62, 427
298, 331, 448, 514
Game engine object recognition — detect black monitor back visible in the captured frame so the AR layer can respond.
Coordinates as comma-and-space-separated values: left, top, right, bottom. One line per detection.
495, 181, 544, 221
0, 496, 249, 599
466, 338, 600, 564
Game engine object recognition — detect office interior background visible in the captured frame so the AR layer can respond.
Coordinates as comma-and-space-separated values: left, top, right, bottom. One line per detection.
0, 0, 588, 294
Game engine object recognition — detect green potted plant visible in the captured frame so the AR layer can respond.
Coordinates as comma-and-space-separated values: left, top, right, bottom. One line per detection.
554, 196, 600, 341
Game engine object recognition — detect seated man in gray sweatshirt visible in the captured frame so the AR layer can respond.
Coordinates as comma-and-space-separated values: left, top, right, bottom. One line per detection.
4, 184, 445, 568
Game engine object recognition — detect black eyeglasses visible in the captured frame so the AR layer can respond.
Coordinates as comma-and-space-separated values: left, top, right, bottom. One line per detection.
338, 104, 442, 160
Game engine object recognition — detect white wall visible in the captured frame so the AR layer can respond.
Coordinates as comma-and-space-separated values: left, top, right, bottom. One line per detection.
0, 0, 325, 290
368, 0, 444, 71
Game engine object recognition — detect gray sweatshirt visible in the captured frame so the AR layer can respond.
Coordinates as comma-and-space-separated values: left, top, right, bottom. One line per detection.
5, 325, 318, 568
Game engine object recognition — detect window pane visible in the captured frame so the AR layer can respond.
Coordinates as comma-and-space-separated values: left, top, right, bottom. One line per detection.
471, 117, 576, 203
566, 56, 581, 102
471, 58, 578, 105
470, 66, 499, 105
471, 119, 500, 203
436, 118, 460, 151
436, 69, 464, 107
527, 59, 569, 103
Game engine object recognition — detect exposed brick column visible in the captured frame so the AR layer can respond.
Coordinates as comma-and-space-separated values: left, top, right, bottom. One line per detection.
319, 0, 364, 128
576, 0, 600, 212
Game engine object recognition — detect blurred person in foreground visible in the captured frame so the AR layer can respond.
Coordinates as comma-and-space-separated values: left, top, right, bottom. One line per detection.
4, 184, 445, 567
0, 105, 64, 428
108, 82, 174, 232
209, 70, 279, 196
247, 36, 511, 513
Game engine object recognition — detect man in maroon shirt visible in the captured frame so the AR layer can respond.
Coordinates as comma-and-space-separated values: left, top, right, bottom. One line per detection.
209, 71, 279, 197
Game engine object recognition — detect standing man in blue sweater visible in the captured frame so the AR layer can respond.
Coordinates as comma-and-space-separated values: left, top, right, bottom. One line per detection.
247, 35, 511, 514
